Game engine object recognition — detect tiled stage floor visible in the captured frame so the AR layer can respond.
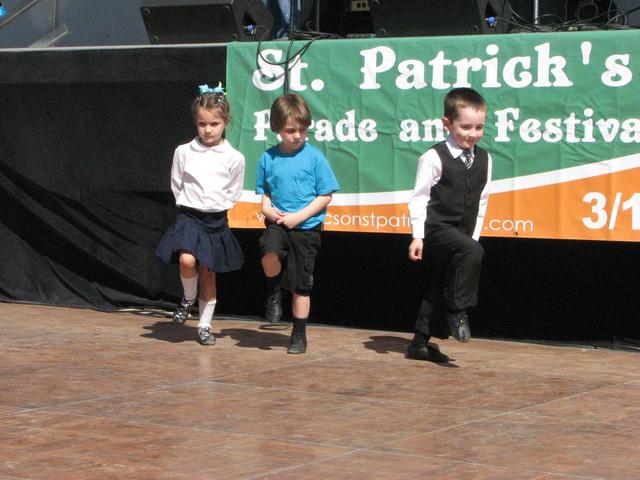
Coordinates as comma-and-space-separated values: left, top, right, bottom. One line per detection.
1, 302, 640, 479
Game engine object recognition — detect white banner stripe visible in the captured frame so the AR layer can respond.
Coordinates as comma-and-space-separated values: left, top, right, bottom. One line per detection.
239, 190, 413, 206
490, 153, 640, 194
240, 154, 640, 206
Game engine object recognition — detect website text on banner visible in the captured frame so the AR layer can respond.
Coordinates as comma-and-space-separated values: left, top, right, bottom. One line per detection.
226, 30, 640, 242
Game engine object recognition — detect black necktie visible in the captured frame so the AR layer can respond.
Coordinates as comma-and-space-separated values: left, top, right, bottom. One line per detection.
461, 149, 473, 169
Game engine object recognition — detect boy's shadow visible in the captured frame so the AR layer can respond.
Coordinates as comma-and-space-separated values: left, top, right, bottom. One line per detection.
141, 324, 457, 364
218, 326, 291, 350
363, 335, 458, 367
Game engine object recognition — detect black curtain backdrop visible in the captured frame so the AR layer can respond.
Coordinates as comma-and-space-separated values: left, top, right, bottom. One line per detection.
1, 46, 638, 347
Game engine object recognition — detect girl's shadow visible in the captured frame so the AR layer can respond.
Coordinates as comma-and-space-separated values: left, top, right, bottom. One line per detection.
141, 320, 292, 350
141, 320, 198, 343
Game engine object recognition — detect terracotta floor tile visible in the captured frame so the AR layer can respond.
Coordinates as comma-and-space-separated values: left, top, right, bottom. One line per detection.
257, 450, 600, 480
0, 411, 350, 479
380, 412, 640, 476
216, 357, 613, 411
47, 383, 496, 449
521, 382, 640, 425
2, 302, 640, 479
259, 450, 507, 479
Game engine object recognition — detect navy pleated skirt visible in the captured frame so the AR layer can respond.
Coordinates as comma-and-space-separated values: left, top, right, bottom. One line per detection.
155, 207, 244, 273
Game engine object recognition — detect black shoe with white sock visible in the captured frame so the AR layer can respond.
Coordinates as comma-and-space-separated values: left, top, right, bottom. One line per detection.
173, 297, 195, 325
197, 326, 215, 345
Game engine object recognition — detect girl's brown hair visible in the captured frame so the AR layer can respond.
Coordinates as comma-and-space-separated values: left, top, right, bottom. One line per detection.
191, 92, 231, 124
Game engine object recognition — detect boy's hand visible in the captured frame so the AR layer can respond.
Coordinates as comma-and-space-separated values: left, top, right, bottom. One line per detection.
265, 207, 284, 224
408, 238, 423, 261
277, 212, 303, 229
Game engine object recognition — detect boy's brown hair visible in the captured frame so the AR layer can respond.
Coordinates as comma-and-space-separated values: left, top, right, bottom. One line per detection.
444, 88, 487, 122
269, 93, 312, 132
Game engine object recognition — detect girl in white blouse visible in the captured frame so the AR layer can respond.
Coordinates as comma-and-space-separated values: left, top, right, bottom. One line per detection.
156, 84, 245, 346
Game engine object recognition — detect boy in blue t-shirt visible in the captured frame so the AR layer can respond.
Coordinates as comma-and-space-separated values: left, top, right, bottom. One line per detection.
255, 93, 339, 354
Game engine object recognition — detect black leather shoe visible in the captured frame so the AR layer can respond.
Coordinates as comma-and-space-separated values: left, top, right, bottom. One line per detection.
446, 311, 471, 343
405, 343, 450, 363
264, 291, 283, 323
287, 318, 307, 354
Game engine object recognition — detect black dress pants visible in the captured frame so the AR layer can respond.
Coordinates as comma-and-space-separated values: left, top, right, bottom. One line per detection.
414, 226, 484, 338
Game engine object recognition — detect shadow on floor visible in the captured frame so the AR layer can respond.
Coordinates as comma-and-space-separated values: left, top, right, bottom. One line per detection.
140, 321, 293, 351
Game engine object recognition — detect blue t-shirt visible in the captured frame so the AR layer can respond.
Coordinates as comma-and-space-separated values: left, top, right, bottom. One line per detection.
255, 142, 340, 230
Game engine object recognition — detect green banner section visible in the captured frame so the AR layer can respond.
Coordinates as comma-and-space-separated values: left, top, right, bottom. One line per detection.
226, 31, 640, 242
227, 30, 640, 195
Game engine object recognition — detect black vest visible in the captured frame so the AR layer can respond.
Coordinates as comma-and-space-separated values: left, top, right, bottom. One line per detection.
426, 142, 489, 236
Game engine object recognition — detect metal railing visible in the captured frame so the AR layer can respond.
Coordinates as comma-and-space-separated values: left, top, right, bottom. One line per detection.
0, 0, 68, 47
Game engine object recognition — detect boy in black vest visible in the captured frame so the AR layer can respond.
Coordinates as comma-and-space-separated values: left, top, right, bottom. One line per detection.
406, 88, 492, 363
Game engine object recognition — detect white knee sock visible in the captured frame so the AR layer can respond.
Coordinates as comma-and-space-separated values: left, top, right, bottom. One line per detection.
180, 275, 198, 301
198, 300, 217, 329
199, 299, 206, 320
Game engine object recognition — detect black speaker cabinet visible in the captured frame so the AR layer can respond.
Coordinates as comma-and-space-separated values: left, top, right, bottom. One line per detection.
140, 0, 274, 44
511, 0, 623, 28
509, 0, 563, 24
569, 0, 619, 22
369, 0, 513, 37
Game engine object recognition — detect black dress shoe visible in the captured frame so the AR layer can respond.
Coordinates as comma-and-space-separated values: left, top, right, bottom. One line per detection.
287, 318, 307, 354
405, 343, 450, 363
446, 311, 471, 343
264, 291, 283, 323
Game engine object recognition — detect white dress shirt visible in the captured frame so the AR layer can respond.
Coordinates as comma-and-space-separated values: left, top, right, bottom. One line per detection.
171, 138, 245, 212
408, 135, 492, 241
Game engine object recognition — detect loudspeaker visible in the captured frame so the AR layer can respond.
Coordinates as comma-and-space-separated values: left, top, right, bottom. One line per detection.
511, 0, 622, 28
368, 0, 513, 37
569, 0, 619, 22
614, 0, 640, 25
140, 0, 274, 44
509, 0, 564, 24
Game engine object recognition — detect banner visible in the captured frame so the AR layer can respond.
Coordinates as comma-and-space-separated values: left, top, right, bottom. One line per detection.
226, 30, 640, 242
